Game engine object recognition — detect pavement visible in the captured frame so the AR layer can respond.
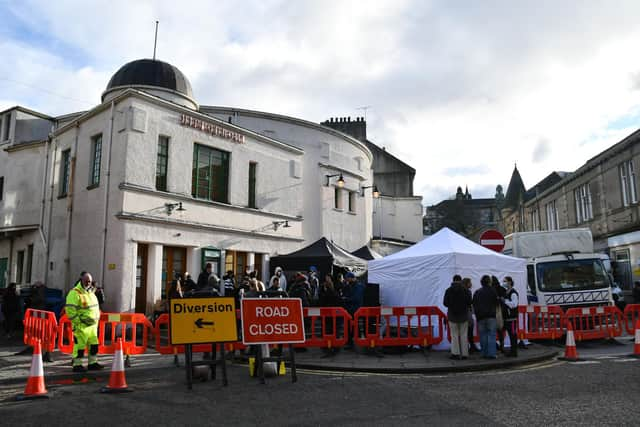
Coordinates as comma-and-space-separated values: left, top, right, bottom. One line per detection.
0, 331, 559, 385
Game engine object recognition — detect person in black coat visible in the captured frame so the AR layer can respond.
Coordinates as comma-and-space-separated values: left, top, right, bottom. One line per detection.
492, 275, 507, 353
473, 275, 498, 359
2, 283, 20, 339
443, 275, 472, 359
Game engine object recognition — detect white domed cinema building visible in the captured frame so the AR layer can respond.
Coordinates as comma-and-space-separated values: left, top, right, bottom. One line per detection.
0, 59, 422, 313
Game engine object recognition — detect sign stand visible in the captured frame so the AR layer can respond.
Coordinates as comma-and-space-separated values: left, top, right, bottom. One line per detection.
255, 344, 297, 384
184, 343, 229, 390
169, 296, 238, 390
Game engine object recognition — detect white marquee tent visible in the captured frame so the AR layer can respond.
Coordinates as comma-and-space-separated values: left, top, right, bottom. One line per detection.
369, 227, 528, 311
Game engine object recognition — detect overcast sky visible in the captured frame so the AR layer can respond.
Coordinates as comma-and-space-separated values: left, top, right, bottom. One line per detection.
2, 0, 640, 205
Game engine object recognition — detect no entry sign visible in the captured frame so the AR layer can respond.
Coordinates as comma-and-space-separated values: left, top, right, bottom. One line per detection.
241, 298, 305, 345
479, 229, 505, 252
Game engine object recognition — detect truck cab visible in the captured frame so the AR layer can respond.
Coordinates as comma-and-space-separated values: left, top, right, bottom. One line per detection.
504, 229, 612, 309
525, 253, 613, 308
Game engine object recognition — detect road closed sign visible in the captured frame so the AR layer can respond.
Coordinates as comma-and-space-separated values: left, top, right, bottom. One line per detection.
241, 298, 305, 345
170, 297, 238, 345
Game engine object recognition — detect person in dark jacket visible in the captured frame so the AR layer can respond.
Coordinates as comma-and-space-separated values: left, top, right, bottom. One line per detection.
2, 283, 20, 339
197, 263, 213, 291
492, 275, 507, 353
463, 278, 480, 353
473, 275, 498, 359
443, 275, 472, 360
183, 273, 197, 293
342, 272, 364, 316
288, 273, 312, 307
501, 276, 519, 357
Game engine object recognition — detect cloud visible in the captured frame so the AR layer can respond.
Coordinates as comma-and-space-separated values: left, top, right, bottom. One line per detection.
442, 165, 490, 177
532, 138, 550, 164
3, 1, 640, 206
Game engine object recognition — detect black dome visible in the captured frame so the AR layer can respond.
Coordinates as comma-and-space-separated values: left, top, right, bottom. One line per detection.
104, 59, 194, 100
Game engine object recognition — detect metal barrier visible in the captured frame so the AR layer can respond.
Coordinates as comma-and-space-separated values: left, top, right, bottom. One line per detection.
564, 306, 624, 341
293, 307, 351, 349
624, 304, 640, 335
58, 312, 153, 355
353, 306, 446, 348
517, 305, 565, 340
23, 308, 58, 353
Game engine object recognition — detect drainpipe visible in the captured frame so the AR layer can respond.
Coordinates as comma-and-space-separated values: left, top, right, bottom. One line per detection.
99, 101, 115, 290
39, 136, 51, 274
63, 123, 81, 291
45, 140, 59, 289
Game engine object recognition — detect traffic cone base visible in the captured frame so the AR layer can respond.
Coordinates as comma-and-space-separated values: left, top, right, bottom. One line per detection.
16, 340, 48, 401
100, 338, 133, 393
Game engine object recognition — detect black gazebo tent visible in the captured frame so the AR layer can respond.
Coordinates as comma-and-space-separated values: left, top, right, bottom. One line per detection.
351, 245, 382, 261
269, 237, 367, 279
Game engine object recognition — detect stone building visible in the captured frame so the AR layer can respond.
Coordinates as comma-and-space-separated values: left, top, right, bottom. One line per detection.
0, 58, 388, 312
501, 131, 640, 291
320, 117, 423, 255
424, 186, 503, 240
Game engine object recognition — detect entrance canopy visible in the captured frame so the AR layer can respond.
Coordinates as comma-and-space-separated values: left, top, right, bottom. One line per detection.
368, 227, 527, 308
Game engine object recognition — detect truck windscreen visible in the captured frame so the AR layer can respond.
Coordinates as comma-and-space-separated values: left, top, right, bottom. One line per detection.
536, 259, 607, 292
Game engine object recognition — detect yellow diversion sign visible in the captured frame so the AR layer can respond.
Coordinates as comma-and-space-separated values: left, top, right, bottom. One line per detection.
169, 297, 238, 345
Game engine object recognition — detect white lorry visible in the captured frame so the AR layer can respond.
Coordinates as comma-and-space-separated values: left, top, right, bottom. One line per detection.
503, 228, 612, 308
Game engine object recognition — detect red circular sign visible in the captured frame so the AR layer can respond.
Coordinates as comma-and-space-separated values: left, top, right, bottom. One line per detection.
479, 229, 505, 252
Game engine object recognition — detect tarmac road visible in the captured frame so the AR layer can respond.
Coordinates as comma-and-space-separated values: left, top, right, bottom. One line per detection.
1, 352, 638, 426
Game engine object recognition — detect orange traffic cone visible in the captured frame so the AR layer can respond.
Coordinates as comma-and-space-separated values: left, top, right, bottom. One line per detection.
560, 322, 579, 362
100, 338, 132, 393
16, 339, 49, 400
632, 319, 640, 358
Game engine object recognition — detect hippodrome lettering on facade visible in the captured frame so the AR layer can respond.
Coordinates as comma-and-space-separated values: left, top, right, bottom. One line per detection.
179, 113, 245, 144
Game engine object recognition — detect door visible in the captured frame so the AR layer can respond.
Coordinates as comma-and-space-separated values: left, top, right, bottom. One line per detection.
134, 244, 148, 313
162, 246, 186, 299
613, 249, 632, 290
0, 258, 7, 288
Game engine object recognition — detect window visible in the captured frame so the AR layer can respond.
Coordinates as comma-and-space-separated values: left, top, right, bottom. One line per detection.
574, 183, 593, 223
619, 160, 638, 206
348, 191, 356, 213
530, 209, 539, 231
59, 149, 71, 196
89, 134, 102, 187
0, 176, 4, 201
16, 250, 24, 284
26, 244, 33, 283
192, 144, 229, 203
334, 187, 343, 210
2, 112, 10, 141
248, 162, 257, 208
156, 136, 169, 191
545, 200, 559, 230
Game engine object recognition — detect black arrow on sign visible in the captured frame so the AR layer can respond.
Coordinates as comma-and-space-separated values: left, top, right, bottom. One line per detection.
195, 318, 214, 328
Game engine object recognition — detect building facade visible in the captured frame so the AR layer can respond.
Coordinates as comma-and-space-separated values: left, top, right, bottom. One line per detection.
0, 58, 400, 313
424, 186, 503, 241
320, 117, 424, 255
501, 132, 640, 291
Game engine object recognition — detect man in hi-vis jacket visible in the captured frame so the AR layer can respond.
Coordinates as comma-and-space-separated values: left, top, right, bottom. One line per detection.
65, 272, 103, 372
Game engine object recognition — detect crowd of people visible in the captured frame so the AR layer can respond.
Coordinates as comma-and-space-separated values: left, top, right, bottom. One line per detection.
163, 263, 364, 313
443, 274, 519, 360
